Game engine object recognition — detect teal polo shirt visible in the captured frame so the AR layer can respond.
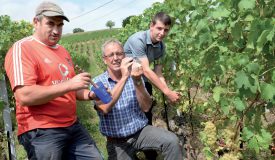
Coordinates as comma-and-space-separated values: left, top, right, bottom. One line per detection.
124, 30, 166, 64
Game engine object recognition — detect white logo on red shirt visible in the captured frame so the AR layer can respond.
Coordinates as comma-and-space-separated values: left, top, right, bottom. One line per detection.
58, 63, 69, 80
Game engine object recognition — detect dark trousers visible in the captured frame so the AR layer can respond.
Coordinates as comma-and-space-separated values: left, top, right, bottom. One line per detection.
143, 82, 158, 160
144, 82, 153, 125
107, 125, 181, 160
18, 120, 103, 160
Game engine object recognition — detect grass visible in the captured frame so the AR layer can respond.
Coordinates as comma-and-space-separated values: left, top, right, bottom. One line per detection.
77, 101, 107, 159
61, 28, 121, 44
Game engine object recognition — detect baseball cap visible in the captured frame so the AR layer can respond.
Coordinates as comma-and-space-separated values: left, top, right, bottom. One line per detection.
35, 1, 69, 22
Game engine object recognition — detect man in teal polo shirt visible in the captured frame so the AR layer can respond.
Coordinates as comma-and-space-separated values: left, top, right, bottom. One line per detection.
124, 12, 181, 159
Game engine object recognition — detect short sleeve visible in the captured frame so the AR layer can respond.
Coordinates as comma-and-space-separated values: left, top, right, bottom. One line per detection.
124, 33, 147, 58
5, 42, 38, 91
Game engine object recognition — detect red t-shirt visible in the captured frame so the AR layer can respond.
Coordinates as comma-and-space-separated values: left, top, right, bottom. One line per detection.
5, 36, 77, 135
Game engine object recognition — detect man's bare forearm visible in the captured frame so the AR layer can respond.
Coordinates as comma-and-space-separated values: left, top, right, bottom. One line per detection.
134, 80, 152, 112
143, 68, 170, 94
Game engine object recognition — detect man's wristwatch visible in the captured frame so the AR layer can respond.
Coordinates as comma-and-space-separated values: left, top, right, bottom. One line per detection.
88, 91, 96, 100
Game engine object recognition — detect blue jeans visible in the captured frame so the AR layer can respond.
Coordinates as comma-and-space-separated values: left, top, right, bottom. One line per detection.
18, 120, 103, 160
106, 125, 183, 160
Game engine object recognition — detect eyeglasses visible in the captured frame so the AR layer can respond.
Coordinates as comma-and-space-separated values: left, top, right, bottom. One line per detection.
103, 52, 125, 59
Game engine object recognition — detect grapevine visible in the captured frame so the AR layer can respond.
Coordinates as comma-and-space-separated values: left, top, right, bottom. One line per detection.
119, 0, 275, 158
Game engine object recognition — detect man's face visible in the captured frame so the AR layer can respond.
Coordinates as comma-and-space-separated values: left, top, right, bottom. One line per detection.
33, 16, 64, 46
103, 43, 125, 72
150, 20, 170, 43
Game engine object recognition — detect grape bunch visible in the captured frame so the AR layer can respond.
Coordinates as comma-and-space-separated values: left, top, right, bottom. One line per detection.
203, 121, 217, 146
219, 153, 239, 160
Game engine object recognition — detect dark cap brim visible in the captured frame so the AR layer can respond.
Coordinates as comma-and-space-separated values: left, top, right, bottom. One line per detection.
41, 11, 69, 22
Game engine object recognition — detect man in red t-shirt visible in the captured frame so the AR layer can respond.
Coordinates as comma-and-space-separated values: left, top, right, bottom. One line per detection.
5, 2, 103, 160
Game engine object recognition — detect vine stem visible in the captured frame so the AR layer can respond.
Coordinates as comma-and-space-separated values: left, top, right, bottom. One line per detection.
259, 66, 275, 77
187, 79, 198, 136
234, 92, 260, 142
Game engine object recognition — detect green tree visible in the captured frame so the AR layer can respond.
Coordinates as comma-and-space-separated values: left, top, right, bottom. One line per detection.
73, 28, 84, 33
0, 15, 33, 78
106, 20, 115, 29
122, 15, 134, 28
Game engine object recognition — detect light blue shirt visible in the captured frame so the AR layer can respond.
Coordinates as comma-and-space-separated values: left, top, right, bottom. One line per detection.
93, 71, 148, 138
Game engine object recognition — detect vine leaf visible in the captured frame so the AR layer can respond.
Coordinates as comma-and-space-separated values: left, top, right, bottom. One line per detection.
260, 83, 275, 101
245, 128, 272, 154
248, 136, 260, 153
235, 71, 251, 89
247, 63, 260, 75
211, 6, 230, 19
257, 30, 270, 53
272, 71, 275, 82
231, 21, 242, 40
238, 0, 256, 11
220, 99, 230, 115
258, 129, 272, 149
266, 28, 274, 41
243, 127, 254, 140
233, 97, 245, 111
247, 20, 260, 49
213, 86, 224, 102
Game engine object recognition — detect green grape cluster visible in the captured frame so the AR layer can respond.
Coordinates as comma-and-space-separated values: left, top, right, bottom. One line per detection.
221, 128, 239, 150
204, 121, 217, 146
176, 100, 189, 113
219, 153, 239, 160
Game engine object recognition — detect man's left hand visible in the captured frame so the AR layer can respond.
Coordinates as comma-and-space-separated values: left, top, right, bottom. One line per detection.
131, 61, 143, 80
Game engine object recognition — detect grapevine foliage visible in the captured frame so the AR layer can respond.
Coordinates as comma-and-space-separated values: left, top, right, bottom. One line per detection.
0, 15, 33, 111
0, 15, 33, 78
119, 0, 275, 158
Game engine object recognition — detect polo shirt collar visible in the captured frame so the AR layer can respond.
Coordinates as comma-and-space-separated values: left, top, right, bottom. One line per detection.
146, 30, 161, 48
103, 71, 118, 83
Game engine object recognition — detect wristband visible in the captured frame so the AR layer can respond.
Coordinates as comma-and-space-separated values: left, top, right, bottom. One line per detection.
88, 91, 94, 100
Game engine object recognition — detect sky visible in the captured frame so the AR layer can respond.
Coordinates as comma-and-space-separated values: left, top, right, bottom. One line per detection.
0, 0, 164, 34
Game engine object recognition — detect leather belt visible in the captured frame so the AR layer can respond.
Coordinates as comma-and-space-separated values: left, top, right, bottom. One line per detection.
106, 132, 138, 143
106, 136, 130, 143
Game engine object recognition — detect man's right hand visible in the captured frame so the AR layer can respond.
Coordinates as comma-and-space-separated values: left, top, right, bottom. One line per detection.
69, 72, 91, 90
120, 57, 133, 78
165, 90, 181, 103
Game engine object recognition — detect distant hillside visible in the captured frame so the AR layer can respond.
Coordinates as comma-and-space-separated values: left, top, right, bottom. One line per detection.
61, 28, 121, 43
60, 28, 121, 77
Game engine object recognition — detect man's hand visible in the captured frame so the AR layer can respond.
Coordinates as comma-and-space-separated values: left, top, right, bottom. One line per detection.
120, 57, 133, 78
166, 90, 181, 103
131, 60, 143, 80
68, 72, 91, 91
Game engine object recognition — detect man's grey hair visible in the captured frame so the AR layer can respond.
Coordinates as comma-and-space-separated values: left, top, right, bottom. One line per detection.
101, 39, 123, 56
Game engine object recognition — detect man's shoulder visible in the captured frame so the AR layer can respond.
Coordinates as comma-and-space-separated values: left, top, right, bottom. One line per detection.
12, 36, 34, 47
125, 30, 148, 48
6, 36, 33, 56
129, 30, 147, 40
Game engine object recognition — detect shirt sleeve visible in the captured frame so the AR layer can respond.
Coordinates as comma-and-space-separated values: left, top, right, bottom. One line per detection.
5, 42, 38, 91
124, 36, 147, 58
